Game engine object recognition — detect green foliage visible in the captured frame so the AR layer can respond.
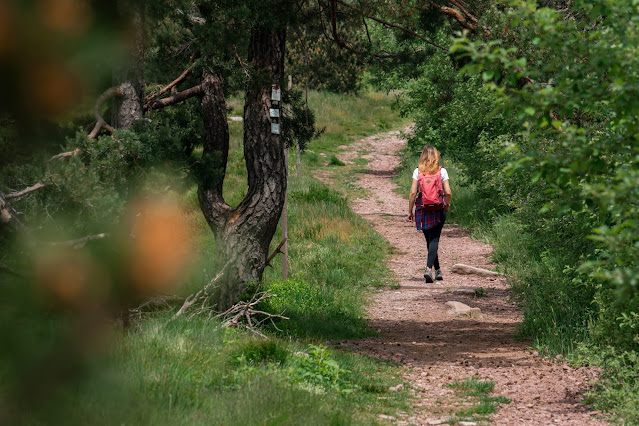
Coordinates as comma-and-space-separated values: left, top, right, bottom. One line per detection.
290, 344, 354, 394
290, 183, 347, 205
447, 377, 510, 421
281, 89, 324, 152
453, 0, 639, 350
1, 89, 412, 424
584, 348, 639, 423
328, 155, 346, 166
230, 339, 289, 366
448, 377, 495, 396
287, 27, 365, 94
387, 0, 639, 419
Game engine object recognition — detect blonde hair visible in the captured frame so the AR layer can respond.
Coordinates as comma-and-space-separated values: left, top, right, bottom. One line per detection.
418, 145, 440, 175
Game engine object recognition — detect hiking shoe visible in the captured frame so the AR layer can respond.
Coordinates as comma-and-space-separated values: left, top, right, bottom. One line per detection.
435, 270, 443, 281
424, 269, 434, 283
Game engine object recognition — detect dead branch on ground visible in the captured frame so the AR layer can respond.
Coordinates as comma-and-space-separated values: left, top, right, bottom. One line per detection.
173, 260, 232, 318
129, 294, 184, 325
211, 290, 289, 338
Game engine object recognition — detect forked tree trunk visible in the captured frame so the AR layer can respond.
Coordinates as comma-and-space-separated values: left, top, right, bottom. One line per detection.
198, 28, 287, 310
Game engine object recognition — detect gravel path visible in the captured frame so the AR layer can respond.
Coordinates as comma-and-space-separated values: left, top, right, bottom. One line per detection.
335, 130, 607, 425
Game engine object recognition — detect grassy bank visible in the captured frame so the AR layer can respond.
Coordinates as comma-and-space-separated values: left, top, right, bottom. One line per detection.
14, 91, 414, 425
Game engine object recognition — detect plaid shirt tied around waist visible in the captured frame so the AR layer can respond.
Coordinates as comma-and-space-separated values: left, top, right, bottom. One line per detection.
414, 196, 444, 231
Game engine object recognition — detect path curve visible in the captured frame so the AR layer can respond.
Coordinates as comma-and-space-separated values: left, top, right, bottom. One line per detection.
337, 130, 606, 425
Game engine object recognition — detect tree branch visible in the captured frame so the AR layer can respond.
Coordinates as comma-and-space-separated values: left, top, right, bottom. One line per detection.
439, 6, 476, 32
447, 0, 478, 24
318, 0, 422, 58
173, 260, 232, 318
5, 179, 51, 200
89, 86, 124, 140
145, 84, 204, 111
144, 51, 201, 108
48, 149, 80, 162
331, 0, 449, 52
265, 239, 286, 268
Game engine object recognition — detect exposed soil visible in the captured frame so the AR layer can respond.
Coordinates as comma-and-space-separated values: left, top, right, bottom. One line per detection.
334, 130, 607, 425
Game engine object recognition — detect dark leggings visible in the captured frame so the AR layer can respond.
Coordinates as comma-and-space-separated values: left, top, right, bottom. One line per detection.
422, 211, 446, 270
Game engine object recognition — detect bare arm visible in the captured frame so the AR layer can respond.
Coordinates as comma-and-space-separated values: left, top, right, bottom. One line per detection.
443, 179, 452, 212
408, 178, 418, 221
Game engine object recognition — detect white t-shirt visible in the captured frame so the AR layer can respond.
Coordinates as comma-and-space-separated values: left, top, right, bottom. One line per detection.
413, 167, 449, 183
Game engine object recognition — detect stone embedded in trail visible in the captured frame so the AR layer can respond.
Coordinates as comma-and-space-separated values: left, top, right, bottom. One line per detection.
389, 384, 404, 392
452, 287, 479, 296
445, 301, 482, 318
451, 263, 500, 277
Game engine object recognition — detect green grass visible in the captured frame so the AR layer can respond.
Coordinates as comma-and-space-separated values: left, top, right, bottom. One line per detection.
37, 315, 409, 425
329, 155, 346, 166
9, 90, 414, 425
446, 377, 510, 423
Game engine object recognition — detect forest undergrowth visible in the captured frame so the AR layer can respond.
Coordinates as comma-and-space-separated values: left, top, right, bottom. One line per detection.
1, 91, 414, 424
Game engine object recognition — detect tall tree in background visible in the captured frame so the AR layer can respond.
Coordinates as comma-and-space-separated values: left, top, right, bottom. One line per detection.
1, 0, 488, 310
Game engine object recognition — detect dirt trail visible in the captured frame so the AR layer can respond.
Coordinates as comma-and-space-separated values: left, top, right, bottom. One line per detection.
335, 130, 606, 425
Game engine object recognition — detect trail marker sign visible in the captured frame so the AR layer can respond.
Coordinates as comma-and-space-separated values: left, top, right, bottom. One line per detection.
271, 85, 281, 101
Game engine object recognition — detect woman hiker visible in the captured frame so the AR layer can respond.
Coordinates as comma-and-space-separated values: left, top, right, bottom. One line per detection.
408, 145, 452, 283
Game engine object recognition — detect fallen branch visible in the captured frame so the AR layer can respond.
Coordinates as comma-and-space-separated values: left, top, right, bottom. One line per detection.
213, 289, 289, 337
49, 233, 108, 249
129, 294, 183, 324
173, 260, 232, 318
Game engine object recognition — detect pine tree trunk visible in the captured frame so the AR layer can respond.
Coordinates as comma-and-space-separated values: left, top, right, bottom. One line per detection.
198, 28, 287, 310
114, 2, 144, 129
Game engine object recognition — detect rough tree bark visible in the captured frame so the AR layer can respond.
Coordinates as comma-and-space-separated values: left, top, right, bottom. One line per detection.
113, 2, 145, 129
198, 28, 287, 310
0, 191, 23, 239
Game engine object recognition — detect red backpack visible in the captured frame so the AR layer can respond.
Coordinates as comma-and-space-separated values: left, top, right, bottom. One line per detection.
417, 167, 445, 211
